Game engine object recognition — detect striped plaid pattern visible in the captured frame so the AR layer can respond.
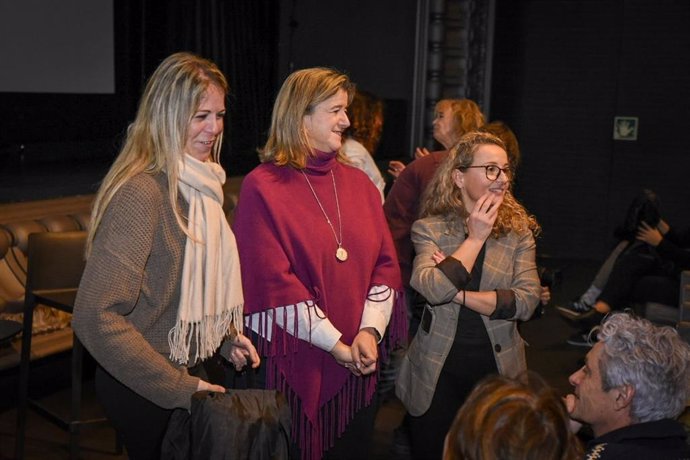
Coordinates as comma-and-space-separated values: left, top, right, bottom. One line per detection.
396, 215, 541, 416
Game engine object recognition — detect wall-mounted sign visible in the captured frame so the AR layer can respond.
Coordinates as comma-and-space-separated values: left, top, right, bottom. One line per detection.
613, 116, 638, 141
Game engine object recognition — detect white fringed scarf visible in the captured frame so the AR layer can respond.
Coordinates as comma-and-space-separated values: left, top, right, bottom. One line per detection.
168, 155, 244, 365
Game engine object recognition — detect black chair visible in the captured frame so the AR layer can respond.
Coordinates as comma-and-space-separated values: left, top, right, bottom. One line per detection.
639, 270, 690, 344
15, 231, 112, 459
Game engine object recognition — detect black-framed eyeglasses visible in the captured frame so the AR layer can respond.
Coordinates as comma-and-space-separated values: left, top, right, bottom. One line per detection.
459, 165, 512, 181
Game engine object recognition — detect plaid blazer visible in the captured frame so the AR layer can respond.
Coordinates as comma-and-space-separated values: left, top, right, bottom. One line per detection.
395, 214, 541, 416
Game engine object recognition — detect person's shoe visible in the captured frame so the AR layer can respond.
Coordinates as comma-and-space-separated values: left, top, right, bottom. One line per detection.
561, 307, 606, 331
557, 299, 592, 320
566, 332, 595, 347
390, 425, 412, 459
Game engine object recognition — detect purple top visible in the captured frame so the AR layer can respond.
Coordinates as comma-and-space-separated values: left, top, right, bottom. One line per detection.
233, 151, 404, 460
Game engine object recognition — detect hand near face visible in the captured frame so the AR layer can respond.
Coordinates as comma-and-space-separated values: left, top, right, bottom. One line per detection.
466, 191, 503, 242
227, 333, 261, 371
351, 328, 379, 376
636, 221, 663, 247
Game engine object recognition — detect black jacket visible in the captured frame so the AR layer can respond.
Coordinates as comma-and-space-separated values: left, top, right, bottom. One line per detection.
584, 418, 690, 460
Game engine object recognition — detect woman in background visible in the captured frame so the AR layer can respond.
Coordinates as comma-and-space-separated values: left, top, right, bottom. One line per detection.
384, 99, 485, 336
73, 52, 258, 459
387, 98, 484, 179
396, 131, 541, 460
342, 89, 386, 201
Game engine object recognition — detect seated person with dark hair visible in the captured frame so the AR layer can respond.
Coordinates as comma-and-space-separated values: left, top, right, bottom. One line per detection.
565, 312, 690, 459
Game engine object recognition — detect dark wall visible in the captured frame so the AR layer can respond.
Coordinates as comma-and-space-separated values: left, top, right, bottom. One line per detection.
0, 0, 279, 203
277, 0, 416, 100
1, 0, 413, 204
276, 0, 417, 160
492, 0, 690, 259
3, 0, 689, 263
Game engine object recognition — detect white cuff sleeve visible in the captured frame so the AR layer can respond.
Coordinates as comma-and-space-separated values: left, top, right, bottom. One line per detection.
245, 301, 342, 352
359, 285, 394, 343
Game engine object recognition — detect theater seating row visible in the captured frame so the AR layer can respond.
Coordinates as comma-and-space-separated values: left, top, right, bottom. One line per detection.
0, 199, 93, 370
0, 180, 242, 371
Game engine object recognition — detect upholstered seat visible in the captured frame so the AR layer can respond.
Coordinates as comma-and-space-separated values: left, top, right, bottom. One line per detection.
639, 271, 690, 344
15, 231, 112, 460
38, 214, 82, 233
0, 195, 95, 374
0, 221, 71, 336
0, 227, 24, 313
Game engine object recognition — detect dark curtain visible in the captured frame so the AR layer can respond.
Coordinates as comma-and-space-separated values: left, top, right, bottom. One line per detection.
123, 0, 279, 174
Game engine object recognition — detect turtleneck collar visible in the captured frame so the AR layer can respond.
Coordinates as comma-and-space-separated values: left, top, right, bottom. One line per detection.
304, 150, 337, 174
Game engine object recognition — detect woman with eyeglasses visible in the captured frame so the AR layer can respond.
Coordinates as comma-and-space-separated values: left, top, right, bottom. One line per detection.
395, 131, 542, 460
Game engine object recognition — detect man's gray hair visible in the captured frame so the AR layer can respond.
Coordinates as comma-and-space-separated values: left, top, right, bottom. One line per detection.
597, 312, 690, 422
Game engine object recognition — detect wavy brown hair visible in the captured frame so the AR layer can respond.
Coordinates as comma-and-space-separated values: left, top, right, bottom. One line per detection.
479, 120, 520, 169
259, 67, 355, 169
420, 131, 540, 238
445, 372, 582, 460
344, 89, 384, 154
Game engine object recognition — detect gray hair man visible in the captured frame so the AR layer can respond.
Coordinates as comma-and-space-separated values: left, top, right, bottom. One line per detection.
566, 312, 690, 459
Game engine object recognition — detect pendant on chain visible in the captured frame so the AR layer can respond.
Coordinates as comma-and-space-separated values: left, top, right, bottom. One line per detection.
302, 170, 349, 263
336, 246, 348, 262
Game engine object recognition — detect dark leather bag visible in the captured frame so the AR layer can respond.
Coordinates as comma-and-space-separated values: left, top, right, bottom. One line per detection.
162, 389, 291, 460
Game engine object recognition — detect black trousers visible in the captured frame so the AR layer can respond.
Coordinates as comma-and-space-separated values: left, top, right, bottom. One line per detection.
322, 393, 379, 460
95, 366, 172, 460
599, 246, 678, 310
406, 336, 497, 460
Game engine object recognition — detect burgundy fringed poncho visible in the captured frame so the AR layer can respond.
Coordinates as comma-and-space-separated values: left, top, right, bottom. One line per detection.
233, 151, 405, 460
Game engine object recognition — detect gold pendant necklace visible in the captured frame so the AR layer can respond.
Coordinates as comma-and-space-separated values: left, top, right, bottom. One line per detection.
301, 170, 348, 262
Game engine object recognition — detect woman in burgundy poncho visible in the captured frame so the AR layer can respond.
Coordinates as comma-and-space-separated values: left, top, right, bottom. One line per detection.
233, 68, 404, 460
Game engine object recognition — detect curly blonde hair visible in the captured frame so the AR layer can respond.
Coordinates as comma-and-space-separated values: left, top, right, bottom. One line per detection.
421, 131, 540, 238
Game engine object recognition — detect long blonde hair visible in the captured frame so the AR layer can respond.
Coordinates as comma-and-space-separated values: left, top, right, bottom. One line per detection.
421, 131, 540, 238
259, 67, 355, 169
86, 52, 228, 256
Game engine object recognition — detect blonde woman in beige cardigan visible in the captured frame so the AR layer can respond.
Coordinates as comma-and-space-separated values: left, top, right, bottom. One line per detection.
73, 52, 258, 459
